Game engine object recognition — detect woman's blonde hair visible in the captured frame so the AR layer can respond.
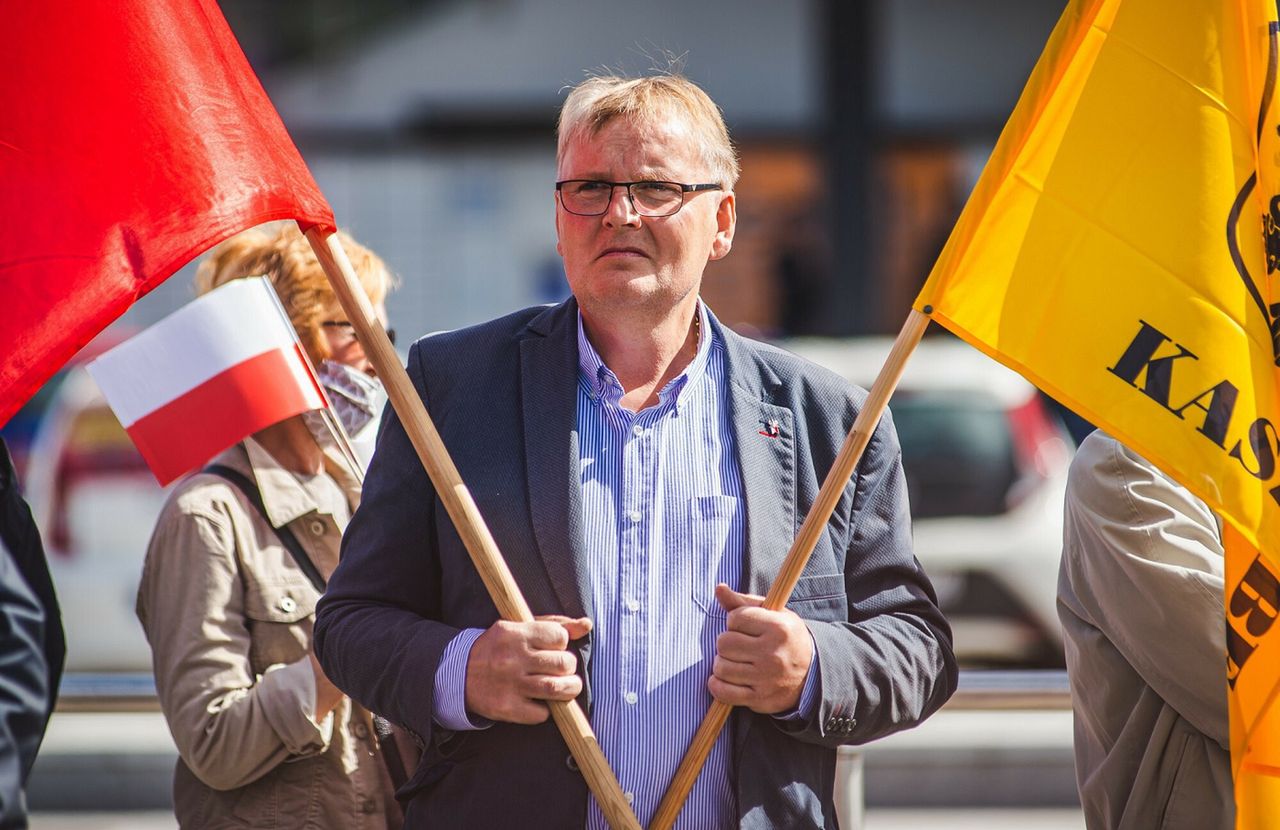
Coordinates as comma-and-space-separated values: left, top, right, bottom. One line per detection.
556, 74, 739, 189
195, 224, 392, 364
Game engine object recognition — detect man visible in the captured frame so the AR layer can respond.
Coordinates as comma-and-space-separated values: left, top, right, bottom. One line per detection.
1058, 431, 1232, 829
316, 73, 956, 829
0, 439, 65, 828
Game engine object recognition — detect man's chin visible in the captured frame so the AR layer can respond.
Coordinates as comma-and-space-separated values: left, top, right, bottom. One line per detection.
574, 271, 658, 301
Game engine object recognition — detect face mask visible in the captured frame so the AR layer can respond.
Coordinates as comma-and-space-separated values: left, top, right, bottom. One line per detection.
318, 360, 386, 438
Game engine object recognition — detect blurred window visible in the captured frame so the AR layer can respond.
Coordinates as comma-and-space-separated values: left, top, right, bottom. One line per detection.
891, 391, 1018, 518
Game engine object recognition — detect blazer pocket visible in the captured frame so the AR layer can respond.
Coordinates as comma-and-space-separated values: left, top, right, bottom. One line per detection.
396, 754, 454, 803
687, 495, 741, 618
786, 573, 847, 621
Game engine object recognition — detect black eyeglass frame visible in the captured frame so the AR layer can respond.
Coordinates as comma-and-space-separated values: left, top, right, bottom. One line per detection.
321, 320, 397, 347
555, 179, 723, 217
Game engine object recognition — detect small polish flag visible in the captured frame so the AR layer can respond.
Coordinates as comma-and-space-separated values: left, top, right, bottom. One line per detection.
88, 277, 326, 485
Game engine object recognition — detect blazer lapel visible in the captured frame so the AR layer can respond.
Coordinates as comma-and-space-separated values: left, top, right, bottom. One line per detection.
519, 302, 593, 623
718, 323, 797, 598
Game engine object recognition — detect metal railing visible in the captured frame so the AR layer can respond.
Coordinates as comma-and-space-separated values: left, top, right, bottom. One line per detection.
56, 668, 1074, 712
55, 669, 1075, 828
838, 670, 1071, 829
56, 672, 158, 712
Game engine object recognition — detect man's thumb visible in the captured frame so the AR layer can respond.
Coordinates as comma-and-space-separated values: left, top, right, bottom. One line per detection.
714, 583, 764, 612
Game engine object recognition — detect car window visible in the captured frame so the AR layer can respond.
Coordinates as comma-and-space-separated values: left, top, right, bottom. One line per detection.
891, 391, 1018, 518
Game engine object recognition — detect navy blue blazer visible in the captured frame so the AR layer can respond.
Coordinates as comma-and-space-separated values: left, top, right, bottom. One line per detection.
315, 299, 956, 828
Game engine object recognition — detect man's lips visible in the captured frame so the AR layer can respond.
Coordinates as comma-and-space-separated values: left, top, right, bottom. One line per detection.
596, 246, 649, 259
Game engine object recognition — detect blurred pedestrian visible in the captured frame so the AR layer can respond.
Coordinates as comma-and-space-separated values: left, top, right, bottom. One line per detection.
0, 439, 64, 829
1059, 431, 1232, 829
136, 225, 401, 829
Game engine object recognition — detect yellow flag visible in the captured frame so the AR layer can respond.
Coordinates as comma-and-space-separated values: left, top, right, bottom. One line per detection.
913, 0, 1280, 821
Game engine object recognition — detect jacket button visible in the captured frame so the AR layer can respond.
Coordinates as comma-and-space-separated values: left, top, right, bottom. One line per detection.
279, 596, 297, 613
353, 722, 369, 739
565, 753, 580, 773
309, 520, 326, 536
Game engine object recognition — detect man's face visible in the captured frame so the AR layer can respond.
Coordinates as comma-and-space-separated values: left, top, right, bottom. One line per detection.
554, 116, 735, 321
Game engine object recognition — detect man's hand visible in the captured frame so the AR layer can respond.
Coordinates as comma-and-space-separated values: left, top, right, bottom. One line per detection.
464, 615, 591, 724
709, 584, 814, 715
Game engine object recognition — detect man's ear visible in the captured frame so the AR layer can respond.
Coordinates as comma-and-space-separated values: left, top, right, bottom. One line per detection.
709, 191, 736, 261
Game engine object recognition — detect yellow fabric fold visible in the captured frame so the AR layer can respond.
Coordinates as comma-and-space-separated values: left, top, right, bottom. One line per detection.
913, 1, 1280, 822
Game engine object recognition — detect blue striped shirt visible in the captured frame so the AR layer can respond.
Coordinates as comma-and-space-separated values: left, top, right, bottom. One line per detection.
576, 303, 741, 829
433, 302, 816, 828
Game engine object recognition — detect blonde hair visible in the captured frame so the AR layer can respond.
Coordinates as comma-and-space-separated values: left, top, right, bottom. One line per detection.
556, 74, 739, 189
195, 224, 393, 365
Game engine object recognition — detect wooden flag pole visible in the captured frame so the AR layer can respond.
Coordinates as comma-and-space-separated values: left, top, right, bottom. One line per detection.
303, 226, 643, 830
648, 308, 932, 830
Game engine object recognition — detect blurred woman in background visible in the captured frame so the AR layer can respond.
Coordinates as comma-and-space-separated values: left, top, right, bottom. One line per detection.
136, 224, 400, 829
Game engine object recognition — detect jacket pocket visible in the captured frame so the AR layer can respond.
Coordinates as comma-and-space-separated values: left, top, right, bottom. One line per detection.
243, 579, 317, 675
786, 573, 848, 621
1158, 728, 1231, 830
227, 766, 280, 827
687, 495, 741, 617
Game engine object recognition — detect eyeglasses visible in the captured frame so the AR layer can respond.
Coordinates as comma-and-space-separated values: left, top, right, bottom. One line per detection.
322, 320, 396, 347
555, 180, 722, 217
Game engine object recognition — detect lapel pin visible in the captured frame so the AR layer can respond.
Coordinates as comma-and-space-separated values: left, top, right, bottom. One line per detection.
758, 419, 781, 439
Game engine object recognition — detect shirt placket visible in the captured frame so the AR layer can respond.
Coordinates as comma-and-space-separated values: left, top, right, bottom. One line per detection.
616, 402, 657, 811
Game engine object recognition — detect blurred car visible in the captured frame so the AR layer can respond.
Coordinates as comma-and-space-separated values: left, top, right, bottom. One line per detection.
779, 335, 1074, 666
22, 364, 167, 672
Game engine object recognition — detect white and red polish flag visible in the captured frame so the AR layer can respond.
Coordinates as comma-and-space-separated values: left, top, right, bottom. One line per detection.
87, 278, 325, 485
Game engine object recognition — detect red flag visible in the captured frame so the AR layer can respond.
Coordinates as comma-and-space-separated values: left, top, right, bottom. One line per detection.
0, 0, 335, 426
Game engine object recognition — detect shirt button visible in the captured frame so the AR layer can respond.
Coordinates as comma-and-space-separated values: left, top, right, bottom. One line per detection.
309, 519, 326, 536
359, 797, 378, 814
353, 722, 369, 739
624, 791, 635, 805
624, 691, 638, 705
625, 599, 640, 613
631, 424, 643, 436
627, 510, 642, 523
279, 596, 297, 613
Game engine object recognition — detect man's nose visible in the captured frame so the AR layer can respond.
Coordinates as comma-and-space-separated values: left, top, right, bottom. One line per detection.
602, 184, 642, 227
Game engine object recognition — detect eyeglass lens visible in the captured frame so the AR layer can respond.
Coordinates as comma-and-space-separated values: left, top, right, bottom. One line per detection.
323, 321, 396, 347
560, 181, 685, 216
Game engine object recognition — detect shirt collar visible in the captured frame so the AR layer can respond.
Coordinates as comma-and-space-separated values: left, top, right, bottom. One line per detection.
241, 436, 355, 528
576, 301, 714, 411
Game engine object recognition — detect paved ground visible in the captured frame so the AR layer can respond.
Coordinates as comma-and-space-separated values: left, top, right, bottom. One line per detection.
866, 809, 1084, 829
29, 703, 1084, 825
30, 808, 1086, 829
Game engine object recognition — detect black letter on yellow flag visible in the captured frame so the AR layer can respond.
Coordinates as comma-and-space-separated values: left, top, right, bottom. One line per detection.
1228, 556, 1280, 688
1108, 321, 1199, 409
1170, 381, 1239, 448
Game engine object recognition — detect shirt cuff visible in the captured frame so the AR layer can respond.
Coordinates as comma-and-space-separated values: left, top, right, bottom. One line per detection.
433, 628, 493, 731
258, 658, 334, 756
772, 631, 820, 723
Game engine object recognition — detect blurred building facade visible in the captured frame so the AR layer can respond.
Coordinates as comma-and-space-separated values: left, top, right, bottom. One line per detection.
126, 0, 1066, 341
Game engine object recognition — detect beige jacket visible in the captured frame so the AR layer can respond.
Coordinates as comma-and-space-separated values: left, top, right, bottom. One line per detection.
1058, 432, 1232, 830
137, 439, 397, 829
